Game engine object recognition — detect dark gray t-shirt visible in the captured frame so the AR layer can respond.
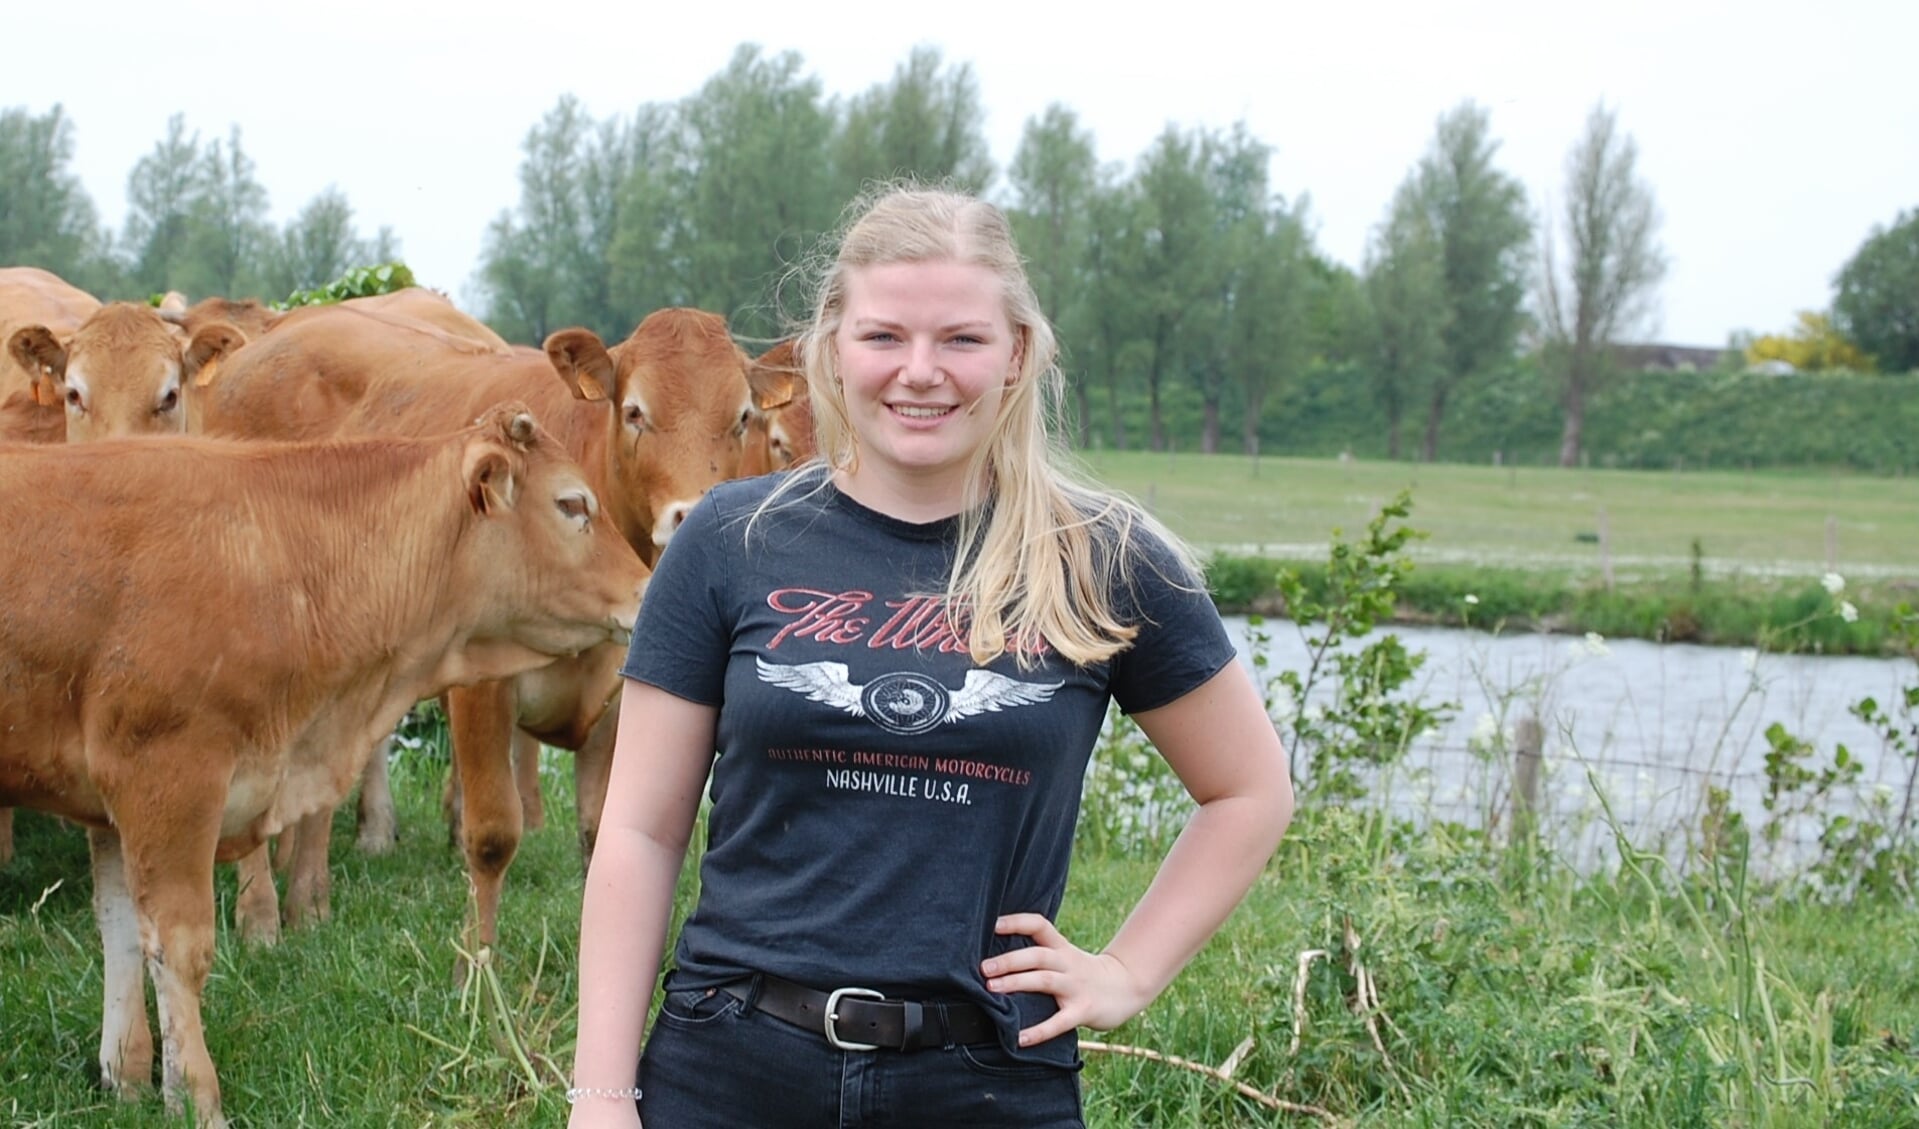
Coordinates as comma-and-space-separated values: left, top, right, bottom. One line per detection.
620, 471, 1236, 1066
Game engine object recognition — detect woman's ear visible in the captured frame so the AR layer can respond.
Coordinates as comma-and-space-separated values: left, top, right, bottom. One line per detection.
1006, 329, 1026, 385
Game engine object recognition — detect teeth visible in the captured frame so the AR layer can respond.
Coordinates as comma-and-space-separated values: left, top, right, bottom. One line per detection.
894, 405, 952, 419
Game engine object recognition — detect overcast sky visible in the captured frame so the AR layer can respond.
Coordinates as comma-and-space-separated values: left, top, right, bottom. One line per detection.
13, 0, 1915, 347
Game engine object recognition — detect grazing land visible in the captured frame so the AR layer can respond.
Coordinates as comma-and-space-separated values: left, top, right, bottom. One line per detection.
1078, 451, 1915, 579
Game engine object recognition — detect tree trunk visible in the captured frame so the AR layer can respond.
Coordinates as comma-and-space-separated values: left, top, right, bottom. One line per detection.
1147, 361, 1166, 453
1422, 386, 1448, 462
1558, 391, 1585, 467
1558, 352, 1588, 467
1386, 401, 1403, 460
1201, 394, 1220, 454
1241, 388, 1263, 455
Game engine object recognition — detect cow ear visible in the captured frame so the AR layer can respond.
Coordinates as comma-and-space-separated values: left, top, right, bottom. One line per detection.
8, 326, 69, 407
186, 321, 247, 388
463, 441, 518, 515
543, 328, 615, 403
747, 355, 799, 412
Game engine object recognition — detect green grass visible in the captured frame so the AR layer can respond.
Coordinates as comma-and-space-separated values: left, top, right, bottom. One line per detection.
6, 745, 1919, 1127
1077, 451, 1916, 577
5, 455, 1916, 1126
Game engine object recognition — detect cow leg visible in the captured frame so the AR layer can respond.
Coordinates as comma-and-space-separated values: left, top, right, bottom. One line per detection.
89, 826, 154, 1098
445, 679, 520, 978
282, 809, 334, 929
573, 695, 623, 870
355, 734, 398, 853
0, 807, 13, 866
513, 729, 545, 830
230, 843, 281, 946
117, 796, 229, 1126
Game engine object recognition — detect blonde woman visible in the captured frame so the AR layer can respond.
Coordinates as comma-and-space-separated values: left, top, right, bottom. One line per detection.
568, 185, 1294, 1128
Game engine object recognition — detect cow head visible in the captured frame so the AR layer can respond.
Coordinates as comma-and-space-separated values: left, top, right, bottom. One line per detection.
7, 303, 246, 443
740, 338, 816, 477
545, 308, 777, 563
455, 404, 650, 672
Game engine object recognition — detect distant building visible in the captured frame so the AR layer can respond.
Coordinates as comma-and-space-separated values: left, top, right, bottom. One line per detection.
1610, 342, 1732, 372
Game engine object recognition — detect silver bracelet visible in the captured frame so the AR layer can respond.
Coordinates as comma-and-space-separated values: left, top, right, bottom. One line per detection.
565, 1085, 643, 1104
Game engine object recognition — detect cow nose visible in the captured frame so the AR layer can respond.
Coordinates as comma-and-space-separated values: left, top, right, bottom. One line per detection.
651, 500, 696, 551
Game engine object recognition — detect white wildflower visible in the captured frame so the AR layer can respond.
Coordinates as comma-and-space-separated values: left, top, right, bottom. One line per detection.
1840, 600, 1859, 624
1583, 631, 1611, 657
1463, 594, 1480, 605
1267, 683, 1299, 725
1873, 783, 1895, 804
1740, 648, 1759, 672
1821, 572, 1846, 596
1469, 712, 1501, 753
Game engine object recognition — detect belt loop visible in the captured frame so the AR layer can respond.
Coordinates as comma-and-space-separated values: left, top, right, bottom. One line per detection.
899, 1000, 925, 1052
933, 1001, 955, 1050
741, 973, 765, 1013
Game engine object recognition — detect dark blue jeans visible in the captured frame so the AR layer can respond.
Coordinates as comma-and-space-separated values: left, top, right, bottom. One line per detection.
636, 981, 1085, 1128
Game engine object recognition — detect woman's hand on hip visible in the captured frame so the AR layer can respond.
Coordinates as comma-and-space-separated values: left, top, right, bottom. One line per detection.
982, 913, 1151, 1046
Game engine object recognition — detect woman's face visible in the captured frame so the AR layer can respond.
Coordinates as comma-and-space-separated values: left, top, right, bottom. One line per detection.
832, 259, 1018, 518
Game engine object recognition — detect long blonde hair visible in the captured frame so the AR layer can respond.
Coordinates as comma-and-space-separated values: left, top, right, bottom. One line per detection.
774, 184, 1204, 668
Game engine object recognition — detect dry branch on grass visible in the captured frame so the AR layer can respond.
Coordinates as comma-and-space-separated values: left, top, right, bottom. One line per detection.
1081, 1039, 1340, 1122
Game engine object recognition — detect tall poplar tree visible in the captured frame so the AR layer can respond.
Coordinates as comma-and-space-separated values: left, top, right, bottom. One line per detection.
1537, 102, 1666, 467
1006, 104, 1097, 444
1404, 101, 1531, 461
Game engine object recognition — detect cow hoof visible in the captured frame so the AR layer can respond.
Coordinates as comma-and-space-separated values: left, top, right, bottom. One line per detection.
234, 912, 281, 947
355, 823, 398, 855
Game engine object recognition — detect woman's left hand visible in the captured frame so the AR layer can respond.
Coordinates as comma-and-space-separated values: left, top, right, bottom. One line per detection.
981, 914, 1152, 1046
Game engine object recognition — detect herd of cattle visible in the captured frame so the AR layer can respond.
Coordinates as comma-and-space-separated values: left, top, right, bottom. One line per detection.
0, 265, 818, 1125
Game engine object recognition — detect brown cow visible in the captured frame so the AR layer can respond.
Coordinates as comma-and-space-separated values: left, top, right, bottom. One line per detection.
0, 406, 648, 1127
7, 301, 244, 443
160, 286, 510, 356
2, 273, 245, 869
194, 306, 781, 960
1, 266, 100, 444
740, 337, 814, 477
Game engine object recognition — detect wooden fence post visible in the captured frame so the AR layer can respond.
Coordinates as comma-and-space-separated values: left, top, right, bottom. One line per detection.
1511, 716, 1544, 842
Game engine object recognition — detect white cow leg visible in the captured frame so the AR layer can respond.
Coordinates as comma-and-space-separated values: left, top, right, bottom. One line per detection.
355, 735, 399, 853
89, 826, 154, 1097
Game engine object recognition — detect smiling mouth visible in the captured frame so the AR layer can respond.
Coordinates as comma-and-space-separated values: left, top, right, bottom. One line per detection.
892, 404, 955, 419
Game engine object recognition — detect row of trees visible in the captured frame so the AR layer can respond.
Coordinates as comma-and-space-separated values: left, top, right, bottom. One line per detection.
7, 43, 1914, 466
472, 47, 1671, 464
0, 106, 395, 303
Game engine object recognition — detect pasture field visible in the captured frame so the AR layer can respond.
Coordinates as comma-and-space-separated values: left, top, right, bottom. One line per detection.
5, 743, 1918, 1127
1077, 451, 1916, 579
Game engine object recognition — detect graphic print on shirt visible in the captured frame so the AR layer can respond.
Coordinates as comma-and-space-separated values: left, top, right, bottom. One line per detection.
756, 658, 1062, 736
754, 585, 1065, 806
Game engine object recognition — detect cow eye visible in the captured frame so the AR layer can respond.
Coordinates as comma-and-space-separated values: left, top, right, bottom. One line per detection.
156, 388, 180, 414
65, 388, 84, 410
733, 407, 752, 439
623, 403, 648, 433
556, 490, 594, 529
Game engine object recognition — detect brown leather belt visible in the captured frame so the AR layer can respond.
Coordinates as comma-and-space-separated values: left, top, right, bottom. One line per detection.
721, 972, 997, 1052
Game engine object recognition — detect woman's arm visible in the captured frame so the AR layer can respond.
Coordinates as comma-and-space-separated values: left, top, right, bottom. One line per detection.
984, 660, 1294, 1045
568, 679, 718, 1128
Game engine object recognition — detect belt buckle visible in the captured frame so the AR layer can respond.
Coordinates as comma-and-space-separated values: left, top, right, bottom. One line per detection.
823, 986, 885, 1051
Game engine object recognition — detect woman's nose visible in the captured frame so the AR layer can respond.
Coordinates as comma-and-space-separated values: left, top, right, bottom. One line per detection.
899, 341, 943, 387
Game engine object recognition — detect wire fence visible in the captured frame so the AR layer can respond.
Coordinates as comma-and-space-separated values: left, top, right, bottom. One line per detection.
1292, 733, 1916, 883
